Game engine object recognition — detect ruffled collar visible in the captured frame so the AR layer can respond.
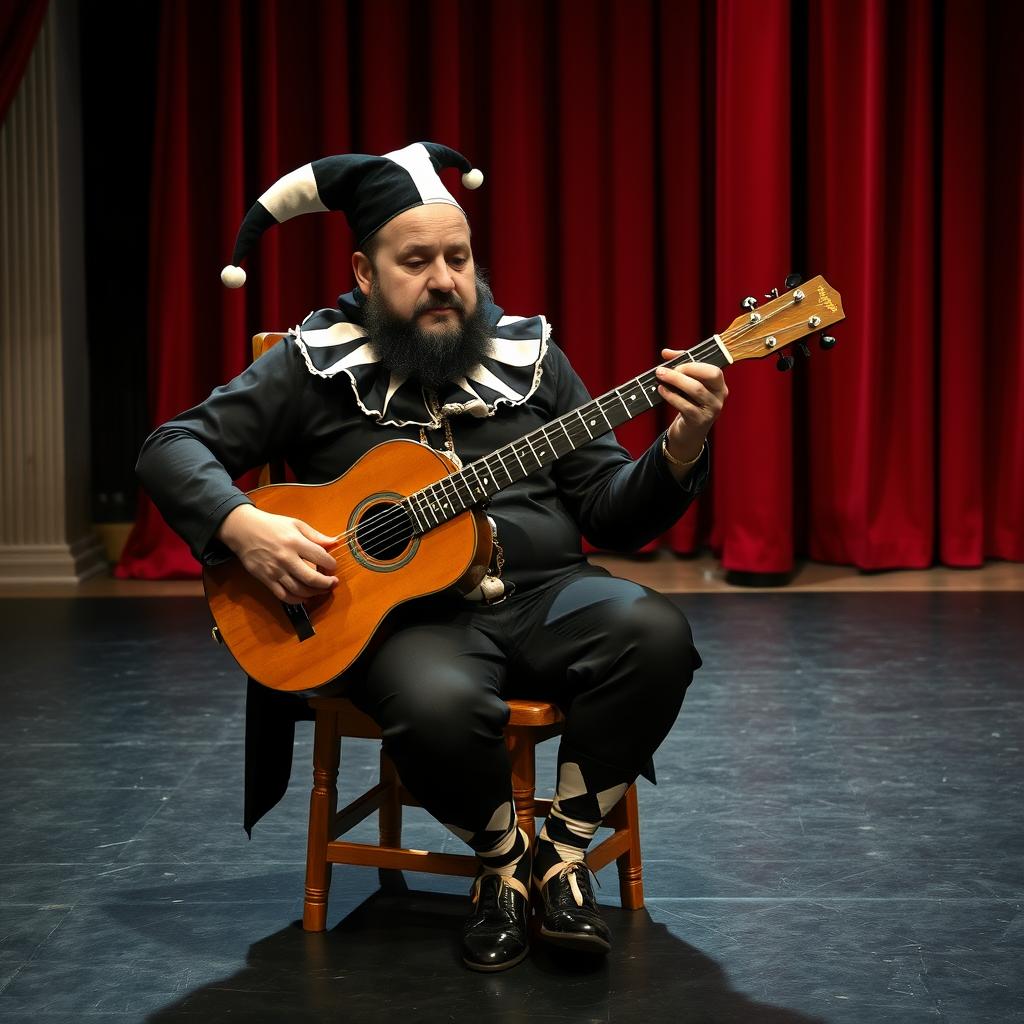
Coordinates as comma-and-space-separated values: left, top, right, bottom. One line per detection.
290, 289, 549, 428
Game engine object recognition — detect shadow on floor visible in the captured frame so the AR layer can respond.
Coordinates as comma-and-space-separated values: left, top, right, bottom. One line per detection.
142, 885, 825, 1024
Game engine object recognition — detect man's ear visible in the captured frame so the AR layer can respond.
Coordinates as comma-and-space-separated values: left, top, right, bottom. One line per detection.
352, 251, 373, 297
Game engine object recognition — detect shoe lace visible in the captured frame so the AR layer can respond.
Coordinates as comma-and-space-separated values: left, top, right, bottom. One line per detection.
556, 861, 600, 908
470, 871, 529, 907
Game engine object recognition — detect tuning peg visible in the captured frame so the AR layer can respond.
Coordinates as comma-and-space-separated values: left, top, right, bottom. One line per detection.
764, 287, 780, 300
797, 342, 811, 359
776, 353, 795, 372
741, 296, 758, 312
785, 273, 802, 289
819, 334, 837, 350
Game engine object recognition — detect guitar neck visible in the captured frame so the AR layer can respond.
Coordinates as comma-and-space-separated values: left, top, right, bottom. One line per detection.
404, 334, 729, 533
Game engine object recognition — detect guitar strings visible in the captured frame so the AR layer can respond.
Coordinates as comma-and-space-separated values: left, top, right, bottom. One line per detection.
310, 306, 808, 575
318, 306, 809, 572
316, 340, 720, 564
314, 332, 740, 571
312, 343, 724, 577
723, 297, 811, 346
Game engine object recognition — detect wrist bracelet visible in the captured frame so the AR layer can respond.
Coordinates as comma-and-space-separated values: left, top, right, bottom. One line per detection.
661, 434, 705, 469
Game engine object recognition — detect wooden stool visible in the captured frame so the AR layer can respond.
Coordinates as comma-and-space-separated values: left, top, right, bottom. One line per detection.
303, 695, 645, 931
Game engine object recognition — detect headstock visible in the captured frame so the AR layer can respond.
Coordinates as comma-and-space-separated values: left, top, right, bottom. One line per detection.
719, 274, 844, 370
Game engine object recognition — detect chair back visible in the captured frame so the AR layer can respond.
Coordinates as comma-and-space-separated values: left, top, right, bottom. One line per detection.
252, 332, 288, 486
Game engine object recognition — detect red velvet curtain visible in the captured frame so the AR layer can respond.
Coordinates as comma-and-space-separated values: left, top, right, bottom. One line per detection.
116, 0, 1024, 579
0, 0, 48, 126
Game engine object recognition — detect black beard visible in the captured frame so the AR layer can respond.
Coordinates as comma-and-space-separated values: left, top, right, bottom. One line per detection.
361, 272, 495, 391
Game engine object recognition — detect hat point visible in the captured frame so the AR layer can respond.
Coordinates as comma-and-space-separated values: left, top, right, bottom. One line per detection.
221, 265, 246, 289
462, 168, 484, 190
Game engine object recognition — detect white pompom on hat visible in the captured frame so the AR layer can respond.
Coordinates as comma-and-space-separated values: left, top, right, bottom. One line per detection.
221, 141, 483, 288
220, 265, 246, 289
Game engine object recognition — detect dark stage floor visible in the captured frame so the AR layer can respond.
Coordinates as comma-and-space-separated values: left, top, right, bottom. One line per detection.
1, 592, 1022, 1023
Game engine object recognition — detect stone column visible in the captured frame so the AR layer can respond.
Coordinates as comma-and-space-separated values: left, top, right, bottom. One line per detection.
0, 0, 106, 583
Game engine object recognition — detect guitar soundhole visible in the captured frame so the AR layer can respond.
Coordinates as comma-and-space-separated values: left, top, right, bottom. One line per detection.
355, 501, 414, 562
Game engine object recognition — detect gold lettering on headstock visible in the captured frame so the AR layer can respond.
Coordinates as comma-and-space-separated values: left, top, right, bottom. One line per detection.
817, 285, 838, 313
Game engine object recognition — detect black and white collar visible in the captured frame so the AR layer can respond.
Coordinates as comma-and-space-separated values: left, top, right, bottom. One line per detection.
290, 289, 549, 429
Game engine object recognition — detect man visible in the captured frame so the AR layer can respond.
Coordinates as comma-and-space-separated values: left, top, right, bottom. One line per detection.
137, 142, 727, 972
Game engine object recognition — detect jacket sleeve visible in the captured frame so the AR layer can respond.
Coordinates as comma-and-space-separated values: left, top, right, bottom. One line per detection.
135, 339, 307, 565
548, 342, 709, 551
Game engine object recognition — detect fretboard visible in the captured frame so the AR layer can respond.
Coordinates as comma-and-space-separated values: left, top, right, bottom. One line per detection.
404, 335, 727, 534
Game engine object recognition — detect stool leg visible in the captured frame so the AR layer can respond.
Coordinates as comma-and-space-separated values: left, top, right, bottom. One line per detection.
304, 710, 340, 931
376, 749, 408, 893
378, 749, 403, 848
613, 784, 644, 910
507, 727, 537, 844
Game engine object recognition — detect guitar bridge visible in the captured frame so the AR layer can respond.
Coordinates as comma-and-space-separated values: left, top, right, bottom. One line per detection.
281, 601, 315, 641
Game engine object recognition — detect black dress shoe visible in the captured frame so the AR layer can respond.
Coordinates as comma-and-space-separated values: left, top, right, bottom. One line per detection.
462, 873, 530, 972
535, 862, 611, 953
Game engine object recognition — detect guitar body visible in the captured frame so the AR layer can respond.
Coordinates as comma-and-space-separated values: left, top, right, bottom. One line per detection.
204, 439, 492, 694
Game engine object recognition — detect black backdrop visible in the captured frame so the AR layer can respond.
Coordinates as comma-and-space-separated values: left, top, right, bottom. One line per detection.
80, 2, 159, 522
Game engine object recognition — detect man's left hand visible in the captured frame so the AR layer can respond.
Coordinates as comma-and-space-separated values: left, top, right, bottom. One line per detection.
655, 350, 728, 476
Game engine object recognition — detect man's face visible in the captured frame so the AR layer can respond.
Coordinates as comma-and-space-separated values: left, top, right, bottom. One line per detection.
354, 203, 478, 331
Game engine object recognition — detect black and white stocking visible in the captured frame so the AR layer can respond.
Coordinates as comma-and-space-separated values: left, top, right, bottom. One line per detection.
533, 751, 629, 888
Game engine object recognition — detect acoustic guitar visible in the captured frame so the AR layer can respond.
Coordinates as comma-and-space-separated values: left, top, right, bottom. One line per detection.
205, 275, 844, 693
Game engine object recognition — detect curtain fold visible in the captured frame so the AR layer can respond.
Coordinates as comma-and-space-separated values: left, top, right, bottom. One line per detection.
710, 0, 793, 573
116, 0, 1024, 579
805, 0, 938, 568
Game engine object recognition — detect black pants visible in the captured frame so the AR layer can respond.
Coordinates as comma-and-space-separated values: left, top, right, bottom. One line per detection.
345, 567, 701, 839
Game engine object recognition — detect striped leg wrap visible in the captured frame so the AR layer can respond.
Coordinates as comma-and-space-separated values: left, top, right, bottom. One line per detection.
445, 801, 530, 893
534, 759, 627, 887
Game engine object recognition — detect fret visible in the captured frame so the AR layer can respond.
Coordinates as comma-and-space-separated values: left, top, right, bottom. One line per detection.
422, 482, 438, 516
436, 482, 453, 517
466, 462, 489, 501
405, 497, 426, 535
451, 471, 476, 509
420, 484, 438, 518
556, 417, 575, 451
598, 392, 629, 431
639, 374, 657, 408
575, 409, 594, 440
533, 428, 553, 461
619, 377, 651, 413
522, 434, 542, 467
508, 441, 528, 477
543, 425, 567, 459
613, 387, 631, 417
476, 463, 496, 492
433, 477, 460, 517
491, 448, 514, 487
454, 475, 473, 512
422, 486, 442, 524
413, 489, 436, 528
580, 399, 613, 434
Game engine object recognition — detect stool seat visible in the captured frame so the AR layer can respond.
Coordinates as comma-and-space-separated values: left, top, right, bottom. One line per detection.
504, 699, 567, 726
309, 695, 566, 734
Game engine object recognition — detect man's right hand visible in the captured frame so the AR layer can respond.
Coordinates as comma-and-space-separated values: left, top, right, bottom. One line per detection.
216, 503, 339, 604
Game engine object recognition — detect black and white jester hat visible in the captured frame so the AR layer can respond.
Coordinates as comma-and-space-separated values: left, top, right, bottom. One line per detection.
220, 141, 484, 288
